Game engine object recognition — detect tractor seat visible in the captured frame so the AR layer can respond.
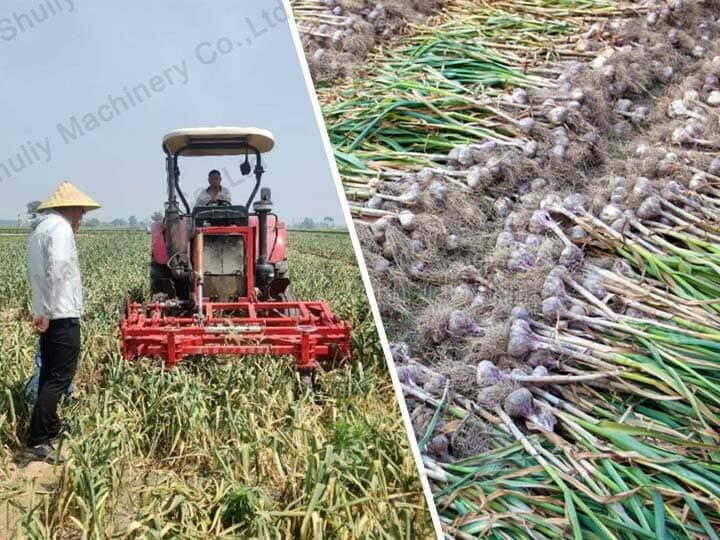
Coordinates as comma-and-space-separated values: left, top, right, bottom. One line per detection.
192, 205, 248, 226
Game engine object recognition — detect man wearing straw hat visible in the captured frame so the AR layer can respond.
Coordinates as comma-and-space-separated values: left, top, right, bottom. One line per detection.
25, 181, 100, 463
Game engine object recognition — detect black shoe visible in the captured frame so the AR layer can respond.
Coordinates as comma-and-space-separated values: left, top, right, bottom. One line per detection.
25, 443, 65, 464
49, 426, 69, 448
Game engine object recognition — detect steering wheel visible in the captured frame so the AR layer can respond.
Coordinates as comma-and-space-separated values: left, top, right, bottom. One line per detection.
206, 199, 232, 207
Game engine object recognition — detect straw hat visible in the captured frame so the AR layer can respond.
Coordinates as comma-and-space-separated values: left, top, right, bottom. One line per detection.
37, 181, 101, 212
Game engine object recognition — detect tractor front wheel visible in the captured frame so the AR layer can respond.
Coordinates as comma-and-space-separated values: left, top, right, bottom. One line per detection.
277, 286, 301, 317
150, 262, 172, 296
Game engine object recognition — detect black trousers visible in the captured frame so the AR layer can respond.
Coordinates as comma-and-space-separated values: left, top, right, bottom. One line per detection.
28, 318, 80, 446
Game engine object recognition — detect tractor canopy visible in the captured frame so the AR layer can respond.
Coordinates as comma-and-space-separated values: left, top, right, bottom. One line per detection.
163, 127, 275, 156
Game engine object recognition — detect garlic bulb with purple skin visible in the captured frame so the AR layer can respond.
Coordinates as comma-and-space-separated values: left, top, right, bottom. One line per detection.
615, 99, 632, 113
511, 88, 529, 105
551, 127, 569, 146
528, 209, 551, 234
457, 145, 474, 167
507, 318, 549, 357
503, 388, 557, 431
507, 248, 536, 271
474, 140, 497, 156
409, 260, 426, 278
583, 273, 607, 299
511, 306, 531, 323
429, 181, 448, 203
396, 364, 426, 385
530, 211, 581, 267
637, 196, 662, 220
485, 158, 502, 179
370, 217, 390, 243
504, 212, 524, 231
542, 274, 566, 298
466, 166, 488, 189
610, 187, 627, 204
625, 307, 645, 319
527, 350, 559, 369
476, 360, 506, 386
452, 284, 475, 304
390, 342, 411, 363
471, 291, 487, 308
547, 106, 569, 125
517, 117, 535, 134
610, 216, 628, 234
560, 244, 584, 267
398, 211, 416, 232
373, 258, 391, 275
569, 226, 588, 242
668, 99, 705, 120
632, 176, 654, 198
425, 374, 448, 395
600, 204, 623, 223
659, 66, 674, 83
416, 168, 435, 184
426, 433, 451, 458
447, 310, 484, 338
540, 194, 563, 211
367, 196, 383, 209
542, 296, 566, 321
689, 174, 709, 192
496, 231, 515, 250
551, 145, 566, 160
525, 234, 542, 248
511, 367, 527, 378
523, 140, 538, 157
494, 197, 513, 217
548, 265, 567, 280
533, 365, 549, 377
708, 157, 720, 177
531, 178, 548, 192
563, 193, 587, 213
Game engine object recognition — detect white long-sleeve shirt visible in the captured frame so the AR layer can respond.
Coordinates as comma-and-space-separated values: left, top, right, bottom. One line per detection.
194, 186, 232, 208
27, 211, 83, 319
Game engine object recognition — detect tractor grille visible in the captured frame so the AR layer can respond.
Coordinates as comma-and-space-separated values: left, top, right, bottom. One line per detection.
203, 235, 246, 300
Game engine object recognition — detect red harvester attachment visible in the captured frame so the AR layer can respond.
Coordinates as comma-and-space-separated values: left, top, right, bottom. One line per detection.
121, 299, 351, 370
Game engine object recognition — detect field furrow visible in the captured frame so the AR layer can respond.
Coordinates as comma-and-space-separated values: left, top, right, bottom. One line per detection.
0, 230, 433, 537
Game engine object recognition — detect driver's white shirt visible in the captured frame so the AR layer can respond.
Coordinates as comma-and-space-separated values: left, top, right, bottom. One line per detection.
195, 186, 232, 207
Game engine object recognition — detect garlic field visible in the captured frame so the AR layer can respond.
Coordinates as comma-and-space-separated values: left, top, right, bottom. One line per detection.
298, 0, 720, 537
0, 230, 432, 538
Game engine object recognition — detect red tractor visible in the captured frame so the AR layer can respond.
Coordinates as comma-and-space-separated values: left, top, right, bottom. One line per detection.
121, 127, 351, 370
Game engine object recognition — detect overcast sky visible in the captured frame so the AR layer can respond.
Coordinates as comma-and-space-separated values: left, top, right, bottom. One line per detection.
0, 0, 344, 224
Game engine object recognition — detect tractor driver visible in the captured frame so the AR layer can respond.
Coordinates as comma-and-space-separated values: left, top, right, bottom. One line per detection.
194, 169, 232, 208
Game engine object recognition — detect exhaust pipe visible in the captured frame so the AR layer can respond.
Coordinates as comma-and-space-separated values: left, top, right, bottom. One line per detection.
253, 188, 275, 288
193, 232, 204, 319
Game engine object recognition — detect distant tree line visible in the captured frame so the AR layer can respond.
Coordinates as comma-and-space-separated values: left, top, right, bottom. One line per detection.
23, 202, 342, 231
292, 216, 344, 230
24, 200, 163, 229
